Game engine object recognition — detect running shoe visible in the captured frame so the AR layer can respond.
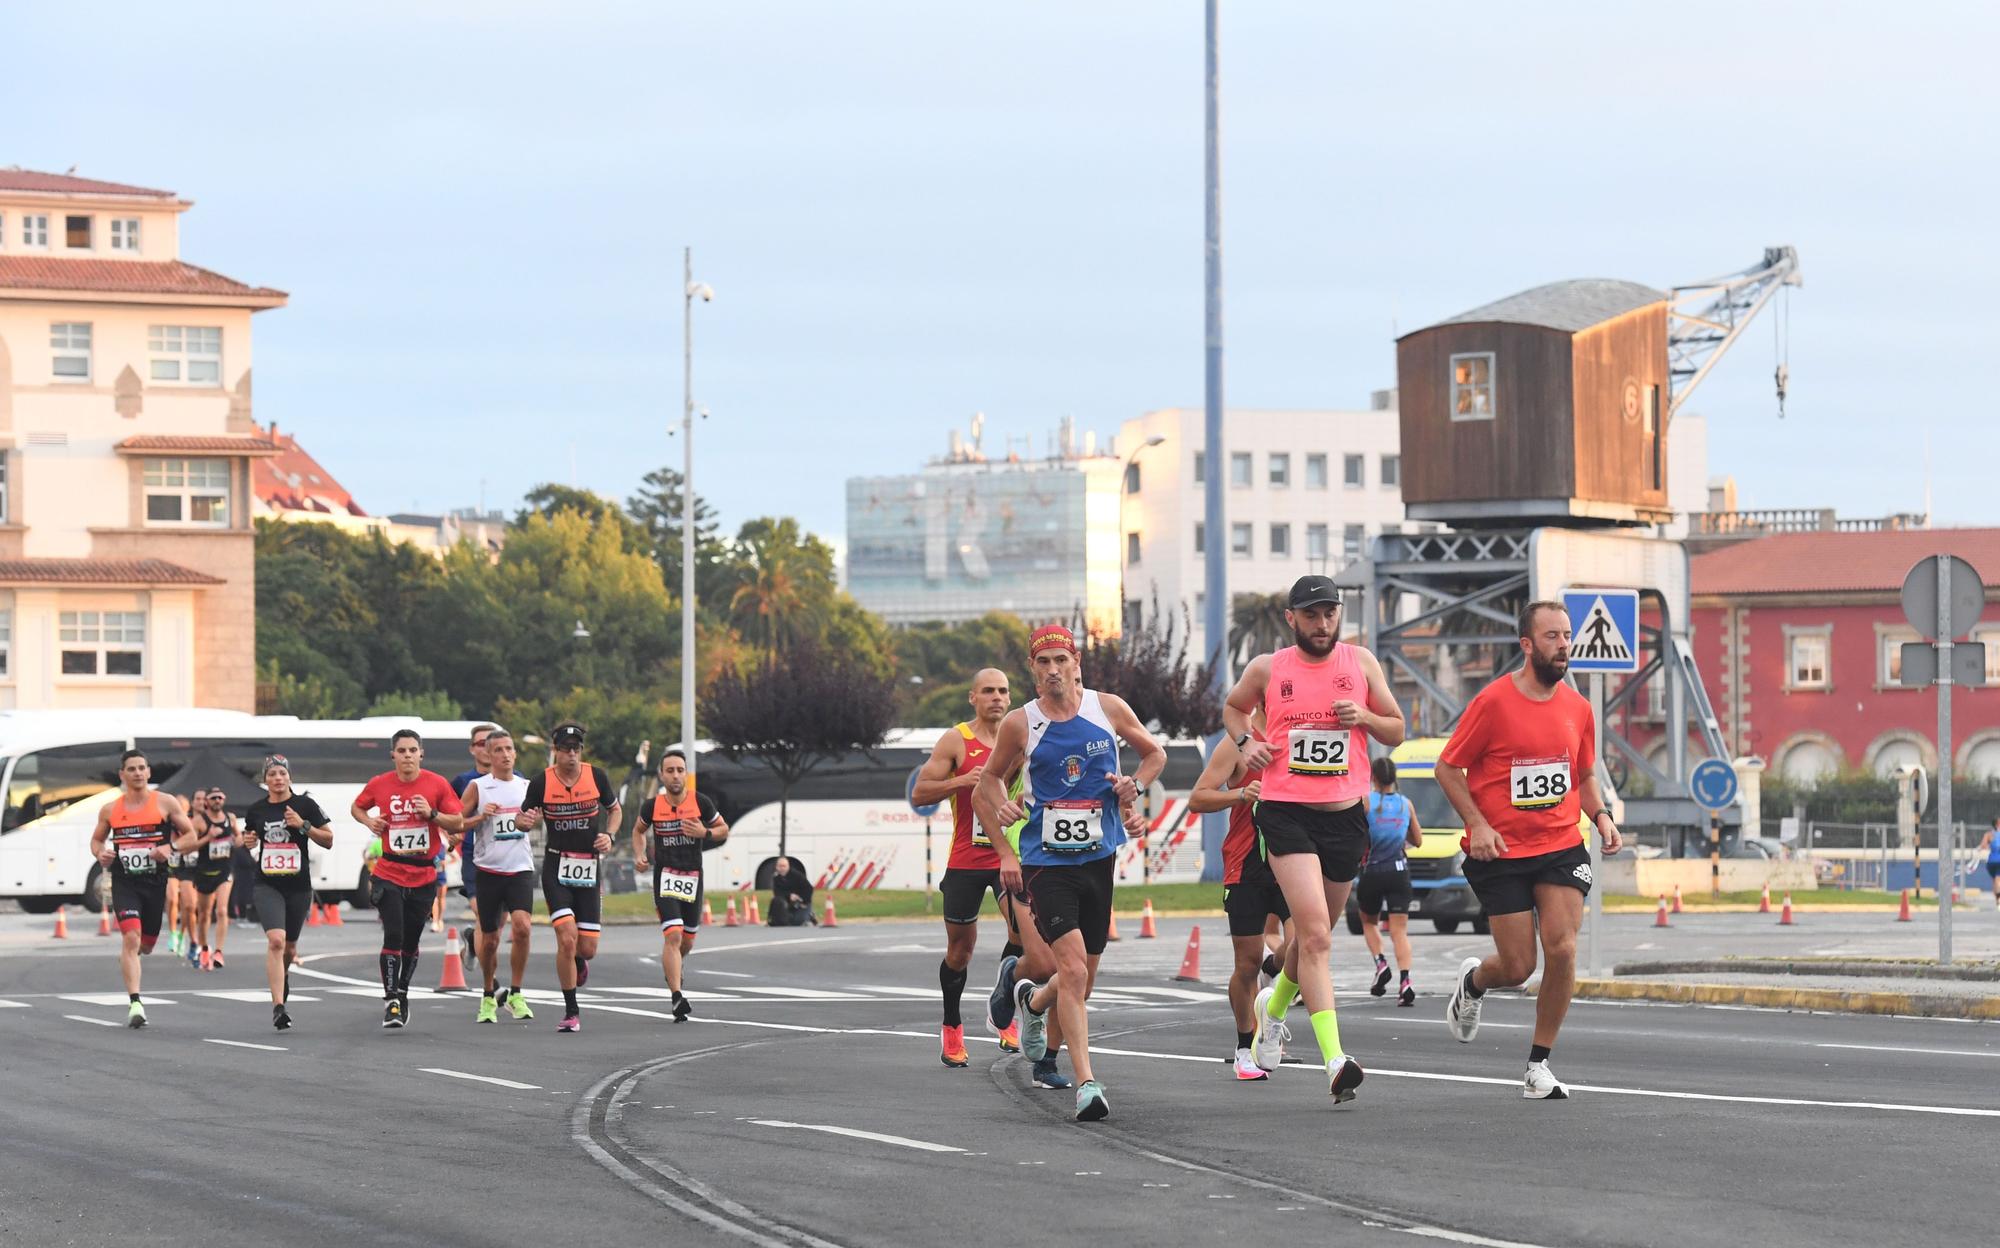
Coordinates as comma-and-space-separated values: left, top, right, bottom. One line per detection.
505, 991, 535, 1022
557, 1013, 581, 1033
997, 1021, 1021, 1053
1031, 1057, 1072, 1089
1445, 956, 1484, 1043
986, 954, 1019, 1036
1523, 1061, 1569, 1100
1370, 959, 1392, 997
186, 942, 201, 970
168, 931, 184, 957
1074, 1080, 1110, 1122
941, 1024, 970, 1067
382, 998, 404, 1029
126, 1001, 148, 1029
1232, 1048, 1268, 1081
211, 950, 225, 970
671, 994, 692, 1023
272, 1005, 292, 1032
198, 947, 212, 972
1398, 982, 1416, 1008
431, 918, 444, 933
476, 995, 498, 1024
1014, 979, 1047, 1062
1327, 1055, 1365, 1103
1251, 986, 1289, 1072
576, 955, 590, 988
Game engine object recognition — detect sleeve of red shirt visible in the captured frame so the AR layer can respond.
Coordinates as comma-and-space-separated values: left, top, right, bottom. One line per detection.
355, 777, 379, 814
1437, 688, 1489, 770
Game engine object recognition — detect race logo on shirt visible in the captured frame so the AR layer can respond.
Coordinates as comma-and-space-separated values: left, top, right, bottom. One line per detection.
1279, 679, 1294, 700
1063, 755, 1083, 785
1334, 673, 1357, 693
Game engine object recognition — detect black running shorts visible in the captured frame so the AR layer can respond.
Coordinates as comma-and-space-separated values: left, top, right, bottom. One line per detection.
1223, 877, 1290, 937
1462, 843, 1592, 917
1022, 856, 1115, 956
541, 854, 603, 932
111, 875, 167, 941
254, 883, 314, 942
1354, 868, 1414, 917
475, 869, 536, 933
1254, 800, 1371, 883
653, 867, 705, 932
939, 867, 1004, 926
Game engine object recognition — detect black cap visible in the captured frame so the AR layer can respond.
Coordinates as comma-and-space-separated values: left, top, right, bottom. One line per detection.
1287, 575, 1343, 610
551, 722, 586, 749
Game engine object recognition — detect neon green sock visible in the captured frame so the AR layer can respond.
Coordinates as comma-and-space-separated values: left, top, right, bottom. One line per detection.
1309, 1008, 1344, 1062
1266, 971, 1300, 1019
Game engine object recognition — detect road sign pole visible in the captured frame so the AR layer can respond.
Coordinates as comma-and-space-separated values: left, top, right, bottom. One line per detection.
1588, 673, 1604, 978
924, 816, 934, 914
1937, 555, 1954, 966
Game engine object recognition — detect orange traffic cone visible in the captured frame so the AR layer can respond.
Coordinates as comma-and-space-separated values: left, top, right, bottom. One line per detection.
1671, 885, 1684, 914
1758, 883, 1772, 914
307, 901, 323, 927
1174, 925, 1202, 982
1897, 889, 1913, 922
724, 898, 740, 927
326, 901, 344, 926
97, 908, 113, 937
1778, 893, 1795, 926
1106, 909, 1121, 942
746, 893, 761, 925
824, 898, 838, 927
701, 897, 714, 927
437, 927, 469, 991
52, 906, 68, 939
1139, 898, 1158, 939
1654, 895, 1671, 928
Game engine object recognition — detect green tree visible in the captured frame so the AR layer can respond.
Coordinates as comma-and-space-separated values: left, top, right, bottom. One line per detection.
628, 466, 729, 602
895, 613, 1032, 725
489, 509, 677, 705
516, 484, 652, 556
366, 689, 465, 719
1230, 591, 1292, 667
725, 517, 838, 651
1076, 598, 1221, 738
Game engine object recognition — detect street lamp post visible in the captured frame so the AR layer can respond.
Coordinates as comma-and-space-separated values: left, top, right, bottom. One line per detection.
1118, 434, 1167, 634
682, 248, 714, 777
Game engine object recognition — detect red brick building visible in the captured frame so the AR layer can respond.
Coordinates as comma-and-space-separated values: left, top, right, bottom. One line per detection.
1685, 529, 2000, 785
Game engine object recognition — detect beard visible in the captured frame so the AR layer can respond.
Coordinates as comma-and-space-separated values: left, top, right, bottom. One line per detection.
1529, 651, 1569, 685
1291, 625, 1335, 658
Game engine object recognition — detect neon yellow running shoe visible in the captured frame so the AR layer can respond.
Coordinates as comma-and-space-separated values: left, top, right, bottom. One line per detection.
476, 995, 498, 1024
504, 990, 534, 1021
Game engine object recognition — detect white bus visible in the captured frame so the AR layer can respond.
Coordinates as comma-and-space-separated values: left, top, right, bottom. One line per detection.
0, 709, 485, 912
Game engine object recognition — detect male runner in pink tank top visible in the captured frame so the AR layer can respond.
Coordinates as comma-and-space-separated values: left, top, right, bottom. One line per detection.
1222, 574, 1405, 1103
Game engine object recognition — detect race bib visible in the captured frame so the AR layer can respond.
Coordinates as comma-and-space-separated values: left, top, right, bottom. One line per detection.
1510, 757, 1571, 810
261, 842, 303, 876
1043, 800, 1103, 852
118, 844, 158, 874
207, 839, 232, 861
1288, 729, 1348, 776
970, 823, 992, 848
386, 825, 431, 856
490, 812, 523, 842
557, 852, 598, 888
657, 868, 700, 902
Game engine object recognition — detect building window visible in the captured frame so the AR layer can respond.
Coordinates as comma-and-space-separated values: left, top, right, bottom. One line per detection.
1785, 628, 1831, 691
1269, 453, 1290, 488
1344, 454, 1365, 488
1305, 453, 1328, 490
1123, 462, 1141, 494
1230, 522, 1252, 559
58, 611, 145, 677
1978, 629, 2000, 687
1193, 452, 1204, 485
0, 610, 10, 677
1381, 454, 1401, 487
1306, 523, 1329, 562
1229, 452, 1252, 488
143, 458, 231, 526
65, 215, 92, 249
1269, 523, 1290, 557
110, 218, 140, 252
0, 454, 8, 524
148, 326, 222, 385
1450, 352, 1496, 421
1879, 628, 1921, 687
22, 214, 48, 248
50, 322, 91, 382
1193, 522, 1204, 555
1126, 532, 1141, 566
1343, 524, 1365, 562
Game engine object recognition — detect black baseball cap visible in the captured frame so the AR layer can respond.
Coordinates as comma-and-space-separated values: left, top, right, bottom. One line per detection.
1287, 575, 1343, 610
551, 722, 586, 749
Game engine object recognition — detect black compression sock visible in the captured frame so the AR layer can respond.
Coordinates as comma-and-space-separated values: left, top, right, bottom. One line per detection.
1530, 1044, 1552, 1064
563, 989, 579, 1014
1463, 968, 1486, 999
1374, 953, 1388, 966
1237, 1030, 1254, 1050
397, 950, 420, 993
1001, 942, 1023, 961
1400, 969, 1411, 983
939, 960, 969, 1027
380, 951, 400, 996
130, 992, 141, 1004
1261, 953, 1281, 979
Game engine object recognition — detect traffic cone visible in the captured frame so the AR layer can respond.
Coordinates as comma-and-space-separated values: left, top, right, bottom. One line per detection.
97, 908, 113, 937
325, 901, 344, 927
1174, 925, 1202, 982
724, 898, 740, 927
437, 927, 469, 991
746, 893, 761, 925
701, 897, 714, 927
823, 898, 838, 927
1758, 883, 1772, 914
52, 906, 68, 939
307, 901, 323, 927
1778, 894, 1795, 926
1106, 909, 1121, 942
1671, 885, 1684, 914
1139, 898, 1158, 939
1654, 895, 1671, 928
1897, 889, 1913, 922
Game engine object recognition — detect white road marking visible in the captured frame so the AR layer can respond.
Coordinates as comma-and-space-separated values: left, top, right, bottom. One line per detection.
1816, 1043, 2000, 1059
60, 993, 171, 1006
204, 1038, 287, 1052
593, 987, 741, 1001
195, 990, 321, 1003
692, 968, 756, 979
732, 986, 871, 1000
65, 1014, 122, 1027
421, 1067, 542, 1090
0, 999, 31, 1008
683, 935, 855, 955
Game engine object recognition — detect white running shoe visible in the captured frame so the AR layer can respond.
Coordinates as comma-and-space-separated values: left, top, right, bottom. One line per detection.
1251, 986, 1289, 1071
1232, 1047, 1268, 1081
1445, 955, 1484, 1043
1327, 1055, 1365, 1103
1523, 1060, 1568, 1100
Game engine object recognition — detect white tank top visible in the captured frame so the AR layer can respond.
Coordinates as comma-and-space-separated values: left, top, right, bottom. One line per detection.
468, 773, 532, 874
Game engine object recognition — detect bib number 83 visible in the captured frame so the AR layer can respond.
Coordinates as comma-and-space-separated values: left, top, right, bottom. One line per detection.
1044, 802, 1102, 851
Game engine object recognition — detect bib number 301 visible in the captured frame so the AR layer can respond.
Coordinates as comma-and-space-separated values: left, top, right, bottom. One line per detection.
1510, 757, 1571, 809
1288, 729, 1348, 776
118, 845, 157, 874
1044, 800, 1103, 852
557, 852, 598, 888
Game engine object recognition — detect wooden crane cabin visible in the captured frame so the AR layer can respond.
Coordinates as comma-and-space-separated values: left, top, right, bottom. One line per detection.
1396, 279, 1672, 527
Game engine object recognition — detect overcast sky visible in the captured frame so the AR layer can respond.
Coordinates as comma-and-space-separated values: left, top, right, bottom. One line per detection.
9, 2, 1990, 539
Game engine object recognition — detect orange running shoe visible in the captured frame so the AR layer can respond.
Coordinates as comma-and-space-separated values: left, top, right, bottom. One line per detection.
198, 947, 213, 972
998, 1020, 1021, 1053
941, 1024, 970, 1067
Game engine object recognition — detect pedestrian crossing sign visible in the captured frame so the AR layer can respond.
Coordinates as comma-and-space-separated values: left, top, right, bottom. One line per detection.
1560, 589, 1641, 673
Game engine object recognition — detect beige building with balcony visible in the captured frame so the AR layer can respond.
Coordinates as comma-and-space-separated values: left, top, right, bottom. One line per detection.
0, 169, 286, 711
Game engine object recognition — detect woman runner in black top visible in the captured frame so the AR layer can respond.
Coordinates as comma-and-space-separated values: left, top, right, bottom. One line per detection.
241, 756, 334, 1030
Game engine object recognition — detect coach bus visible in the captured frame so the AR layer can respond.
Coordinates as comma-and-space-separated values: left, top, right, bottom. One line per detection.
0, 709, 484, 913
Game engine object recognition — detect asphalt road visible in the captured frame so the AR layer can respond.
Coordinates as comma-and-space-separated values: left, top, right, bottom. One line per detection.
1, 906, 1994, 1247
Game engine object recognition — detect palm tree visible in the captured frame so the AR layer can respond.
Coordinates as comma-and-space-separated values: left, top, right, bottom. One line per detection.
727, 518, 834, 651
1229, 591, 1290, 666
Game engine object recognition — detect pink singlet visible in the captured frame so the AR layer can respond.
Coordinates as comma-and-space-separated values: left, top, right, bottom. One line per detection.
1258, 644, 1372, 805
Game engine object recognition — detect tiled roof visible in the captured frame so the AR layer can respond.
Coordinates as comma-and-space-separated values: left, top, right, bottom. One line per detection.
1691, 528, 2000, 597
0, 170, 175, 198
116, 435, 281, 456
0, 256, 285, 302
252, 427, 367, 517
0, 558, 225, 587
1415, 279, 1667, 335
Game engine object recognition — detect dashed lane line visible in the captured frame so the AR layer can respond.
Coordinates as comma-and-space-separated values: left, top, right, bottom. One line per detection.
421, 1067, 542, 1090
746, 1120, 966, 1153
204, 1038, 287, 1052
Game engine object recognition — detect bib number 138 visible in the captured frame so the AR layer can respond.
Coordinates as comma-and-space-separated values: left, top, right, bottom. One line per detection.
1510, 757, 1570, 809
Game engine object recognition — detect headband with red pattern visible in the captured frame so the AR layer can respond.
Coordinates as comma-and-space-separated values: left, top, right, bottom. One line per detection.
1029, 624, 1077, 657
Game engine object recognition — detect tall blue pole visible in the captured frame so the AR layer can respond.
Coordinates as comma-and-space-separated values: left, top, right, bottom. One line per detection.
1200, 0, 1228, 881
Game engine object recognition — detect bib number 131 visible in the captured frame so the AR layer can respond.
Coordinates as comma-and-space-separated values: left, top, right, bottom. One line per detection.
1288, 730, 1347, 776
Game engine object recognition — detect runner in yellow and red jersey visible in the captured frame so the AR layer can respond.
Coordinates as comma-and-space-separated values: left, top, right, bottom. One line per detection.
519, 721, 620, 1033
1189, 729, 1293, 1081
89, 748, 201, 1028
352, 729, 466, 1030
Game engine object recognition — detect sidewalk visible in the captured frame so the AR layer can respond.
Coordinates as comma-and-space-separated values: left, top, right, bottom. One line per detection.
1570, 956, 2000, 1020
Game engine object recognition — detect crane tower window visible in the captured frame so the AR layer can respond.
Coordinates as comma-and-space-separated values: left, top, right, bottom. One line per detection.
1450, 352, 1495, 422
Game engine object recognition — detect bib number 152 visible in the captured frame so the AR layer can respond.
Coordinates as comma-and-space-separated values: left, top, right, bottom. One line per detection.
1288, 730, 1347, 776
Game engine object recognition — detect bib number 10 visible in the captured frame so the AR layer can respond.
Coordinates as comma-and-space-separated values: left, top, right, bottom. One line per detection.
1288, 730, 1348, 776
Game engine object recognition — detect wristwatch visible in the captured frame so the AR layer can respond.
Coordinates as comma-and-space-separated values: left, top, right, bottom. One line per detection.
1590, 809, 1612, 824
1233, 731, 1253, 750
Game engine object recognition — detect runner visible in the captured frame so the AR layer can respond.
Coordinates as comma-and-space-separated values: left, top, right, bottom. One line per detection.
1436, 600, 1624, 1099
352, 729, 465, 1029
1357, 756, 1424, 1008
167, 794, 201, 960
451, 723, 497, 937
910, 668, 1031, 1067
459, 729, 536, 1024
518, 721, 620, 1034
1223, 574, 1406, 1100
189, 787, 238, 970
1188, 728, 1293, 1081
88, 749, 200, 1027
240, 756, 334, 1030
975, 624, 1164, 1121
1978, 817, 2000, 907
634, 747, 728, 1022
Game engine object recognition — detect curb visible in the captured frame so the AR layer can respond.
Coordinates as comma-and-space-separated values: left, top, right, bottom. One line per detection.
1612, 959, 2000, 982
1601, 903, 1933, 915
1571, 977, 2000, 1021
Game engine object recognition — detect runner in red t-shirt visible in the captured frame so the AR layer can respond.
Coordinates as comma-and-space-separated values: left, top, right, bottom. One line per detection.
1436, 601, 1625, 1100
1189, 729, 1293, 1082
351, 728, 465, 1029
